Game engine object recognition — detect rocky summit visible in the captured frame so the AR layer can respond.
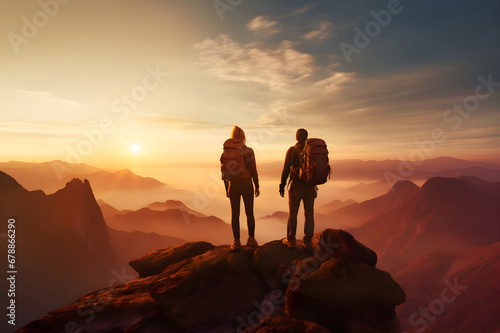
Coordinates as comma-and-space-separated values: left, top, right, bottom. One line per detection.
16, 229, 406, 333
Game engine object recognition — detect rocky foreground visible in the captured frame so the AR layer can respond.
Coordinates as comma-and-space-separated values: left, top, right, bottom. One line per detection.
17, 229, 406, 333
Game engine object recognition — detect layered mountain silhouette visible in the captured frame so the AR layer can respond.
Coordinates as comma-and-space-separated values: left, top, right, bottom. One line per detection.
317, 199, 357, 215
0, 161, 162, 193
146, 199, 206, 217
257, 156, 500, 183
72, 168, 166, 192
106, 207, 231, 245
318, 180, 421, 230
349, 176, 500, 262
0, 161, 183, 211
97, 199, 132, 219
0, 171, 187, 330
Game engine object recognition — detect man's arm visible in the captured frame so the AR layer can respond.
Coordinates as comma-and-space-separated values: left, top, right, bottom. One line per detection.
280, 147, 293, 187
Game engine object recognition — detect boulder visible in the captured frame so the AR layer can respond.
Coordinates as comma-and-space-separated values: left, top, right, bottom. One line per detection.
244, 316, 332, 333
252, 240, 313, 290
313, 229, 377, 267
148, 246, 270, 330
130, 241, 215, 277
286, 257, 406, 333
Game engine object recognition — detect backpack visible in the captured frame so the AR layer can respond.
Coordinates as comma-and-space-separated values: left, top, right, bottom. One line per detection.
296, 138, 331, 186
220, 139, 252, 182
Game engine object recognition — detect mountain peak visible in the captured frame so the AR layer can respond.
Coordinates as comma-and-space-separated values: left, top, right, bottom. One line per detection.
390, 180, 419, 195
116, 169, 134, 175
64, 178, 92, 191
420, 177, 467, 194
0, 170, 25, 192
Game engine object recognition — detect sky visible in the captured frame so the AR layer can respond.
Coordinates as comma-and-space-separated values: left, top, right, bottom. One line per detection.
1, 0, 499, 184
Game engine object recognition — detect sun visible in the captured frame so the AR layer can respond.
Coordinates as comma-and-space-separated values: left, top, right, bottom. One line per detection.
131, 144, 141, 153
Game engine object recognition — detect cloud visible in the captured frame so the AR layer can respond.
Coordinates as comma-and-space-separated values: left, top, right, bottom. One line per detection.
247, 16, 281, 37
0, 120, 93, 138
193, 34, 316, 90
315, 72, 355, 94
303, 21, 334, 41
285, 4, 312, 17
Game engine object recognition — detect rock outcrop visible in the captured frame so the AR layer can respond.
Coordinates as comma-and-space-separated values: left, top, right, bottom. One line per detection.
286, 258, 405, 332
313, 229, 378, 266
16, 229, 406, 333
129, 241, 215, 277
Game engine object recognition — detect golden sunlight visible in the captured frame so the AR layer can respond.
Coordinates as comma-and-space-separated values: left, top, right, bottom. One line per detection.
131, 144, 141, 153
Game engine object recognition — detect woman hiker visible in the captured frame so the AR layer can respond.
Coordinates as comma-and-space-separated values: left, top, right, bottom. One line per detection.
220, 125, 260, 250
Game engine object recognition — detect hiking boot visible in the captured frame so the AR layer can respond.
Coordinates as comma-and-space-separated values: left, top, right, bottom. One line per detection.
230, 239, 241, 251
303, 240, 314, 251
246, 236, 258, 248
282, 238, 297, 249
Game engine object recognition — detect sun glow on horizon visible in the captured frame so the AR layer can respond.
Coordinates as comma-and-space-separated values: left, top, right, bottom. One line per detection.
131, 144, 141, 153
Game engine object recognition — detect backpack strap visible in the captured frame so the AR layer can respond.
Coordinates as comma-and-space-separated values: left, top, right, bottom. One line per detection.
288, 145, 303, 187
287, 146, 296, 187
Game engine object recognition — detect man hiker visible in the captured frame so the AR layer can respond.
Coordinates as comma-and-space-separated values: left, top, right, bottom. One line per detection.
279, 128, 317, 250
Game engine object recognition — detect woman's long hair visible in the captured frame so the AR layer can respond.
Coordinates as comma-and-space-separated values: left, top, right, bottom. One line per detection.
230, 125, 246, 145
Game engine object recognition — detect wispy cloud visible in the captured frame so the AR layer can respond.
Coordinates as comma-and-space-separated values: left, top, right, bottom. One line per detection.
0, 120, 92, 137
247, 16, 281, 37
286, 4, 312, 17
14, 89, 81, 107
193, 35, 316, 91
315, 72, 355, 94
303, 21, 334, 41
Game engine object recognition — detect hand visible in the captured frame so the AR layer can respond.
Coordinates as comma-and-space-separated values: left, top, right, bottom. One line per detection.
279, 184, 285, 198
255, 187, 260, 197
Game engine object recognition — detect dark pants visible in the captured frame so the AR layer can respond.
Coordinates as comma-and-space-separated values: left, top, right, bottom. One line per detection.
229, 181, 255, 239
287, 181, 316, 242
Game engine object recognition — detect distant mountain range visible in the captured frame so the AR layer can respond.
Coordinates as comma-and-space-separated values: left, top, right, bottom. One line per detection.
1, 157, 499, 214
259, 156, 500, 182
349, 176, 500, 261
0, 160, 165, 191
0, 160, 189, 211
106, 207, 231, 245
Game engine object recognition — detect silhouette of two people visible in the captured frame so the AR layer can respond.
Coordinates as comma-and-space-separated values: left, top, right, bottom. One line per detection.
221, 126, 316, 251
